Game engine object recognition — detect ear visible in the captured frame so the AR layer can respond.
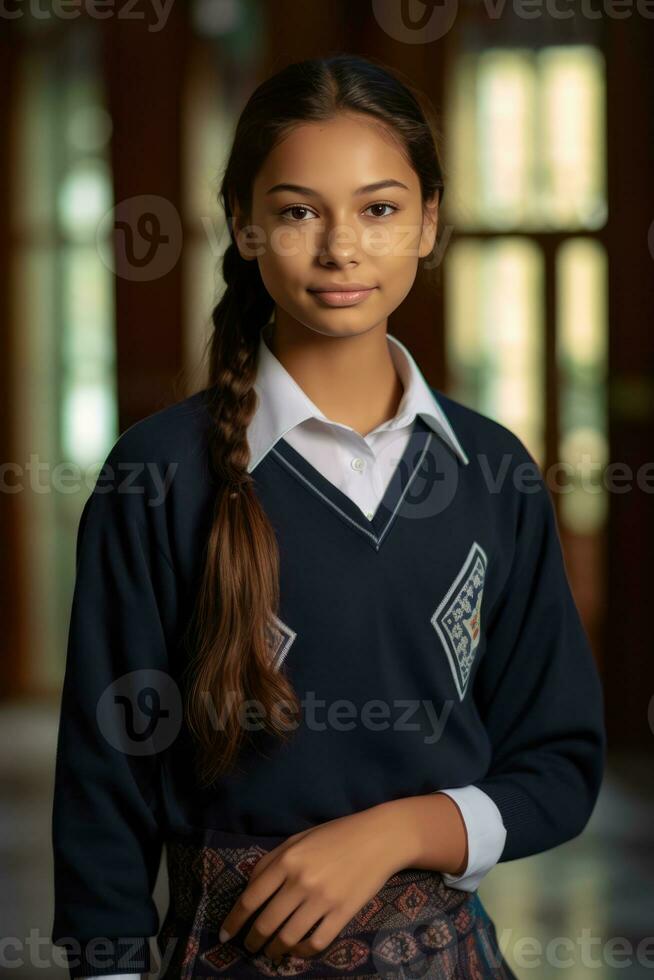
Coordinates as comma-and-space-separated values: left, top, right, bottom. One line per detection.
418, 193, 439, 259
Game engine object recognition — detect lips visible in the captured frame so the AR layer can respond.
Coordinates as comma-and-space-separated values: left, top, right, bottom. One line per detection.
308, 285, 378, 307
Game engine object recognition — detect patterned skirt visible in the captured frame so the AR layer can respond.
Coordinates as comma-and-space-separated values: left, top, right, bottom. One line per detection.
156, 826, 517, 979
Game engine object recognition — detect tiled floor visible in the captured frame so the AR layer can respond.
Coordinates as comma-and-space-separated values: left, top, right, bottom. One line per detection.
1, 700, 651, 978
478, 760, 654, 978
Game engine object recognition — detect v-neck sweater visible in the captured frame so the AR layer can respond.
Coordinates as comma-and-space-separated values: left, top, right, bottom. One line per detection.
51, 384, 607, 979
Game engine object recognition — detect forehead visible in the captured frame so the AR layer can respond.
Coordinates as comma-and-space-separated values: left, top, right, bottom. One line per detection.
253, 113, 419, 199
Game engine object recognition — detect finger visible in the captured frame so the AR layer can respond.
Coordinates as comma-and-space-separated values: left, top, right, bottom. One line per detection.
248, 832, 304, 883
291, 908, 349, 960
220, 862, 287, 943
243, 882, 306, 955
247, 848, 277, 882
264, 900, 330, 963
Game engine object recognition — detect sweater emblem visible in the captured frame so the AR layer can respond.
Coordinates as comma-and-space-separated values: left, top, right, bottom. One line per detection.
266, 613, 297, 670
430, 541, 488, 700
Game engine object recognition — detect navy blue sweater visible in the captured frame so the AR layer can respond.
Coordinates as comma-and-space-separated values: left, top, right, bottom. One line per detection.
50, 385, 607, 977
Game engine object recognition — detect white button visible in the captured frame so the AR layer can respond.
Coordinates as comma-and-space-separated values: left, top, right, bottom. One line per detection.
365, 509, 374, 520
351, 457, 366, 472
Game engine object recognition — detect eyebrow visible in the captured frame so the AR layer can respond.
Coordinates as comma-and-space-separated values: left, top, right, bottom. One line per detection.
265, 179, 410, 197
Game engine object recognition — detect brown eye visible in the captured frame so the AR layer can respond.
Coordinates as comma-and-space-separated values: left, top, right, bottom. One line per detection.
365, 203, 398, 218
280, 205, 315, 221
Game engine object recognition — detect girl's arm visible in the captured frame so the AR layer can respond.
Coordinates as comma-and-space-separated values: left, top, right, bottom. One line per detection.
445, 434, 607, 863
365, 789, 471, 876
51, 431, 176, 980
429, 784, 507, 891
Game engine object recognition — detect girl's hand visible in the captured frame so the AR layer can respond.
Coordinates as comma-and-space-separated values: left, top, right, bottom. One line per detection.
218, 805, 415, 965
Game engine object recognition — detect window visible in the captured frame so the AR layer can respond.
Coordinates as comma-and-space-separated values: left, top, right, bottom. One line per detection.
11, 18, 115, 688
443, 37, 608, 654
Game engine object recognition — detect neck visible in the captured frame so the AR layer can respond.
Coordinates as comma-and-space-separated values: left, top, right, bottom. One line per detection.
264, 310, 404, 437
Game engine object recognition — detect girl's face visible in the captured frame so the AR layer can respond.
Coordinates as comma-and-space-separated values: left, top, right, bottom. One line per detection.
234, 112, 439, 340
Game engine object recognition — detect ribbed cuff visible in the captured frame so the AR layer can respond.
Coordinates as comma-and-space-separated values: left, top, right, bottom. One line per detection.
57, 937, 150, 979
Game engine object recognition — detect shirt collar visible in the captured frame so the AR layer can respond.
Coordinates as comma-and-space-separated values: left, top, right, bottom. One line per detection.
247, 321, 469, 473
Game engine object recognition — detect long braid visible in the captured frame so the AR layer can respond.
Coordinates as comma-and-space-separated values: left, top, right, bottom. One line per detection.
182, 239, 301, 786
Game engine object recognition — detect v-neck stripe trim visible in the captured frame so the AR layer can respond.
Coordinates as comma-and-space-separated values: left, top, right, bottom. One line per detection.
268, 427, 434, 551
269, 447, 380, 546
376, 431, 433, 548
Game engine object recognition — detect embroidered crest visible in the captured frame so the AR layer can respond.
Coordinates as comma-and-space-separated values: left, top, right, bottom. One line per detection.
431, 541, 488, 701
265, 614, 297, 671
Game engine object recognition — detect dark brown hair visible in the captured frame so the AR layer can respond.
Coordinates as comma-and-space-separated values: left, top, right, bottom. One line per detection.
181, 53, 446, 787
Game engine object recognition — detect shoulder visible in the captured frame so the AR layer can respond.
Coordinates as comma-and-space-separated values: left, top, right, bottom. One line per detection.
429, 386, 550, 529
99, 388, 211, 482
106, 386, 214, 469
429, 386, 535, 472
91, 386, 217, 520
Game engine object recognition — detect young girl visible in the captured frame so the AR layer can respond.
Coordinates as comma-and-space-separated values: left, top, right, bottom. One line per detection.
51, 53, 606, 980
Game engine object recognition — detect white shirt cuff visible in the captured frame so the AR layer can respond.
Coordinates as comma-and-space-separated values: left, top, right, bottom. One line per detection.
435, 785, 507, 892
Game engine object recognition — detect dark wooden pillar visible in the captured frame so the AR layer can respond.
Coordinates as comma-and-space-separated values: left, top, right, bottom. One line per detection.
102, 11, 188, 432
605, 19, 654, 748
0, 22, 29, 698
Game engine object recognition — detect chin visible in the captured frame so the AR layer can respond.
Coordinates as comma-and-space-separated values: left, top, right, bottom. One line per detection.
306, 317, 383, 340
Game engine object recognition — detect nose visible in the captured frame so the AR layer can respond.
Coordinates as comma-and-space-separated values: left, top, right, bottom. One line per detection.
318, 223, 361, 268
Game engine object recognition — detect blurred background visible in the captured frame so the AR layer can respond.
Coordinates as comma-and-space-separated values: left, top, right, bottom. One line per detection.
1, 1, 653, 977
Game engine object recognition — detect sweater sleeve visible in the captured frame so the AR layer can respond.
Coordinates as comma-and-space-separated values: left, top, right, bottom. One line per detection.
470, 441, 607, 862
51, 440, 176, 979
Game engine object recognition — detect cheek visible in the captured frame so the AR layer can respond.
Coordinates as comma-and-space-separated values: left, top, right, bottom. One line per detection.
389, 220, 425, 258
257, 249, 309, 305
270, 224, 320, 263
261, 229, 318, 284
362, 222, 424, 267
